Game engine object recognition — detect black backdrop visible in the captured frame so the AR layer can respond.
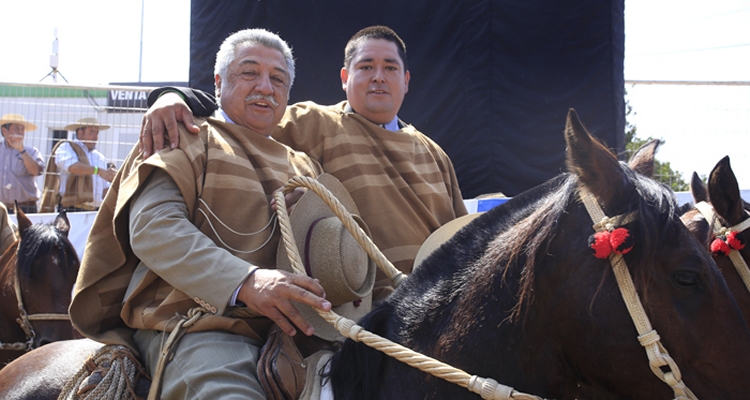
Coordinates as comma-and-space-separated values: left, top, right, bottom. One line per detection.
189, 0, 625, 198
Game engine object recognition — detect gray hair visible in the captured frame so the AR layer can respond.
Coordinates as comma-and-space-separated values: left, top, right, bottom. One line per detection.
214, 28, 295, 94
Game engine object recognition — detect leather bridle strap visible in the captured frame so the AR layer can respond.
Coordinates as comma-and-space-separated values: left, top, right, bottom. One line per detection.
694, 201, 750, 293
579, 188, 697, 400
11, 264, 70, 351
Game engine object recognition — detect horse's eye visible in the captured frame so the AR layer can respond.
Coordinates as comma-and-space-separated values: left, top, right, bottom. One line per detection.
671, 271, 701, 289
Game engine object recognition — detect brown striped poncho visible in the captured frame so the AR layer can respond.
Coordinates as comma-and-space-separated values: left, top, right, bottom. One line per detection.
274, 101, 467, 300
69, 117, 320, 351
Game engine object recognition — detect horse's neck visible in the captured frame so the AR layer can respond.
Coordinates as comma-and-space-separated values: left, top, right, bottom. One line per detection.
0, 242, 24, 337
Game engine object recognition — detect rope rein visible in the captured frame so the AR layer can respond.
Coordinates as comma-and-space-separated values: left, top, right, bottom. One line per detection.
274, 176, 541, 400
145, 177, 699, 400
579, 189, 697, 400
693, 201, 750, 293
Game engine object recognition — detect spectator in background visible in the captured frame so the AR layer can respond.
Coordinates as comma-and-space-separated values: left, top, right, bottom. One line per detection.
0, 114, 44, 214
41, 117, 117, 212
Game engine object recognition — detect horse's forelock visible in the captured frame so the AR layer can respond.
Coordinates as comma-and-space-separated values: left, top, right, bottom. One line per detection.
610, 169, 687, 301
16, 223, 78, 283
630, 170, 680, 258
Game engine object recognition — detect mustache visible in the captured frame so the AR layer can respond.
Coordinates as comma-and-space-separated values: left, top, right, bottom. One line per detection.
245, 94, 279, 107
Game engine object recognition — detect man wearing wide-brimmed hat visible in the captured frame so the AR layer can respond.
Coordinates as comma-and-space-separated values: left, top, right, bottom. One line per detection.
40, 117, 117, 212
0, 114, 45, 214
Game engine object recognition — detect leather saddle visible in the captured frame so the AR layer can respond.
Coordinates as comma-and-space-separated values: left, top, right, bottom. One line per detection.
257, 324, 340, 400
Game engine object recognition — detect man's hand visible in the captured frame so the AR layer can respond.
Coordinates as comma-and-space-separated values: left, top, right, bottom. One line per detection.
238, 269, 331, 337
7, 134, 24, 152
97, 168, 117, 182
270, 187, 306, 213
139, 92, 199, 157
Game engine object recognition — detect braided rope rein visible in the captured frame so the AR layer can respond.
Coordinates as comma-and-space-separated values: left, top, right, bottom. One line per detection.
0, 260, 70, 351
58, 344, 151, 400
693, 201, 750, 294
579, 188, 697, 400
275, 176, 544, 400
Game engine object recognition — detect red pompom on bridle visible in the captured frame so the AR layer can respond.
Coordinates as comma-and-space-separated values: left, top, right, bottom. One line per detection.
710, 231, 745, 257
589, 227, 634, 259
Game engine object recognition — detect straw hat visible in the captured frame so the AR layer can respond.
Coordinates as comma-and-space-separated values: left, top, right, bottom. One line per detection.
276, 174, 376, 341
63, 117, 110, 131
0, 114, 37, 131
413, 212, 483, 270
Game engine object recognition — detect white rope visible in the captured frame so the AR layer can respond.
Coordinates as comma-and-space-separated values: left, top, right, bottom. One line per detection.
579, 188, 698, 400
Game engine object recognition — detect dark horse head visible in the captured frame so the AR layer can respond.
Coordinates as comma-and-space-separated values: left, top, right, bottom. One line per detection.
0, 206, 80, 367
329, 109, 750, 399
680, 157, 750, 324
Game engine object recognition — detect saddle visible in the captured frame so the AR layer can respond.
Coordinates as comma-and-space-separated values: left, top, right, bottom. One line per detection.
257, 324, 340, 400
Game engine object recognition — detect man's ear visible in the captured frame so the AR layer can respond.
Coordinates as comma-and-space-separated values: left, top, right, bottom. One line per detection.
403, 70, 410, 94
340, 67, 349, 91
214, 74, 222, 98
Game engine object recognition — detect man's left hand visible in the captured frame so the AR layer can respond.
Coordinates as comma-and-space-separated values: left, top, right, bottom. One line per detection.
270, 187, 306, 213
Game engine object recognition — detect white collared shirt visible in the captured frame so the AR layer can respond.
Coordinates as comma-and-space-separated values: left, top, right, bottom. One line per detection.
55, 139, 111, 207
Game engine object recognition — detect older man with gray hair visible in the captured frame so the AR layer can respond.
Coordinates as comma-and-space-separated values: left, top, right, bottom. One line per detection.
69, 28, 330, 399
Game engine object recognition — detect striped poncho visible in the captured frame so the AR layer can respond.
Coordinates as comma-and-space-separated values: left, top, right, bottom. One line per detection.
274, 101, 467, 300
69, 117, 320, 350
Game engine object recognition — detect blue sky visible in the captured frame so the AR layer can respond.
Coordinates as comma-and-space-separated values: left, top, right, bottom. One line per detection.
2, 0, 749, 188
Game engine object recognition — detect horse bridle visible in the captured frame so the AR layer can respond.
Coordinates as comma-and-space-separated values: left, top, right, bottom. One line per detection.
0, 265, 71, 352
693, 201, 750, 293
579, 188, 697, 400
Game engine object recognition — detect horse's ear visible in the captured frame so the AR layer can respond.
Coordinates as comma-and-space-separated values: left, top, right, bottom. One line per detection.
15, 201, 32, 239
564, 108, 629, 209
690, 171, 708, 204
708, 156, 745, 226
54, 209, 71, 238
628, 138, 661, 178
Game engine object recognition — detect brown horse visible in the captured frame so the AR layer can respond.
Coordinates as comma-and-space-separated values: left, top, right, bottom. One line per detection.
0, 206, 80, 368
0, 338, 101, 399
3, 110, 750, 399
329, 110, 750, 399
680, 157, 750, 324
627, 141, 750, 324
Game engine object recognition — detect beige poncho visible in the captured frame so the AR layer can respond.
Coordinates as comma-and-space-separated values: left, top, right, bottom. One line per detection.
274, 101, 467, 299
70, 117, 320, 350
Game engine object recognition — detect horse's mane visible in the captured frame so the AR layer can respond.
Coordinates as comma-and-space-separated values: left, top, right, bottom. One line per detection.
472, 164, 680, 320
